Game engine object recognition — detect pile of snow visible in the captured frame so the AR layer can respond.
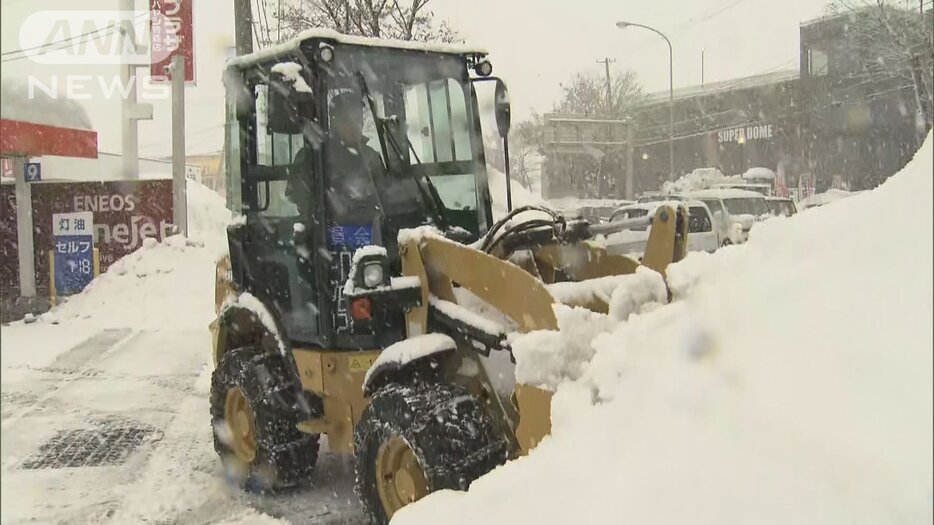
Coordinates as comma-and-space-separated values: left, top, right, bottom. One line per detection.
742, 166, 776, 181
662, 166, 728, 194
185, 180, 234, 251
487, 166, 544, 220
397, 135, 933, 524
34, 180, 231, 331
799, 188, 862, 210
270, 62, 312, 93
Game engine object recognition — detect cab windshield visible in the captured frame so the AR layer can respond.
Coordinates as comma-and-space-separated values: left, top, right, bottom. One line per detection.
322, 44, 487, 236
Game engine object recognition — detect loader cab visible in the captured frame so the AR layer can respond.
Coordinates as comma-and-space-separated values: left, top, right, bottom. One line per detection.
222, 34, 496, 350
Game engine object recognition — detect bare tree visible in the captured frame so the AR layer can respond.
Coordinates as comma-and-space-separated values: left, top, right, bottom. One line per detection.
547, 71, 644, 197
557, 71, 645, 119
830, 0, 933, 137
273, 0, 458, 42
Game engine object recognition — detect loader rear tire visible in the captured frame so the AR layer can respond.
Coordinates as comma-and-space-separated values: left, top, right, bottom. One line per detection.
210, 346, 318, 492
353, 382, 508, 524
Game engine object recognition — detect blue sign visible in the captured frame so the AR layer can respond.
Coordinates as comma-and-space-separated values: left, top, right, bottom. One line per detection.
52, 212, 94, 296
328, 225, 373, 249
24, 162, 41, 182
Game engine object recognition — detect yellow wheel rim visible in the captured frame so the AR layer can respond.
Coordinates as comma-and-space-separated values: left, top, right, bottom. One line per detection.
224, 387, 257, 463
375, 436, 429, 518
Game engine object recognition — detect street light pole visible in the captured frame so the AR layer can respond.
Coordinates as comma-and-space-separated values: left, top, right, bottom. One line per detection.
616, 21, 674, 180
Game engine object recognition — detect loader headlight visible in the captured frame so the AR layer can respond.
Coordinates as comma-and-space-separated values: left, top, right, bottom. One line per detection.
474, 60, 493, 77
362, 263, 384, 289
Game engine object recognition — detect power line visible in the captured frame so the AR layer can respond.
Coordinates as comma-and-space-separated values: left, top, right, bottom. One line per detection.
621, 0, 753, 54
1, 28, 121, 62
2, 26, 116, 56
1, 12, 149, 62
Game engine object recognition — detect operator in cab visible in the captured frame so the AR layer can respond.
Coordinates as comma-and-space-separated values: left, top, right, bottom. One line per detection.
288, 91, 386, 226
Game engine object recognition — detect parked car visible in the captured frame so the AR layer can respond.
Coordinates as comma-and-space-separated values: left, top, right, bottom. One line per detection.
605, 199, 719, 256
546, 198, 634, 224
766, 196, 797, 217
797, 189, 863, 210
636, 193, 684, 204
687, 188, 771, 246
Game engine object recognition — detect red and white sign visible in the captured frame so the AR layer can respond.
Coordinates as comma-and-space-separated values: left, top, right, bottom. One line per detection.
0, 119, 98, 159
150, 0, 195, 84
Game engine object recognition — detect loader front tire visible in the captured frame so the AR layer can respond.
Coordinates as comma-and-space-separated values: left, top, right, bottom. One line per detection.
210, 346, 318, 492
353, 382, 508, 524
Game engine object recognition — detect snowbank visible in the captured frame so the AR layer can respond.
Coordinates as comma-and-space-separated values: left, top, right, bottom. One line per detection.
798, 188, 862, 210
397, 135, 933, 524
487, 166, 544, 220
663, 166, 728, 194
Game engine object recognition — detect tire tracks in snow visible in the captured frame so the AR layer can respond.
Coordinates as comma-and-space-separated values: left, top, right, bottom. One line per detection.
0, 328, 138, 435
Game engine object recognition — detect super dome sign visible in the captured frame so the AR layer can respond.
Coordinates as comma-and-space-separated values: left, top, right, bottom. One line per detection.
718, 124, 774, 144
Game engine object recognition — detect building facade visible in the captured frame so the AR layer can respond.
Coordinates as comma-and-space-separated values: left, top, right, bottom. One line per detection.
625, 7, 932, 196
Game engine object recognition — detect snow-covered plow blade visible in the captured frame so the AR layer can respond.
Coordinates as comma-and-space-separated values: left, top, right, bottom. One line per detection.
394, 204, 688, 453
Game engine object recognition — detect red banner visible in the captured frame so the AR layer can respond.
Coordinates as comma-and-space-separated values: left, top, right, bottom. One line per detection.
150, 0, 195, 84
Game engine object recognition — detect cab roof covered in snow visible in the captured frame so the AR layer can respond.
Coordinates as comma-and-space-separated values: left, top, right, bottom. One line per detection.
226, 28, 488, 69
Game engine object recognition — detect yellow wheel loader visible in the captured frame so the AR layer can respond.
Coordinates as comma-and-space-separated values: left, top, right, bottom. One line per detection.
210, 30, 687, 523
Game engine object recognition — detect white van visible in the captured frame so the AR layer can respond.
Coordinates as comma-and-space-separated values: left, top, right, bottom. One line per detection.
605, 199, 719, 256
688, 188, 771, 246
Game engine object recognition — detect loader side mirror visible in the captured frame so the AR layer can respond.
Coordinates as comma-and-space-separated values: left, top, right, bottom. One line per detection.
268, 76, 313, 135
225, 69, 253, 121
494, 80, 511, 139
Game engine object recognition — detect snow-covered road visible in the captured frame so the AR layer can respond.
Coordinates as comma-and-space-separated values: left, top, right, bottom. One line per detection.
0, 183, 366, 524
0, 323, 365, 524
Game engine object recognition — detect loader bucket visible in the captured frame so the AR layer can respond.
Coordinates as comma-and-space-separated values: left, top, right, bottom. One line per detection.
398, 205, 688, 455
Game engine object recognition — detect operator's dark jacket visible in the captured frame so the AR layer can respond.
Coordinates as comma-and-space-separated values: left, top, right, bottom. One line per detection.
291, 136, 385, 226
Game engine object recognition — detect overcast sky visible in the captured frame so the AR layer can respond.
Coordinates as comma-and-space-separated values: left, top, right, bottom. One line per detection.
0, 0, 833, 158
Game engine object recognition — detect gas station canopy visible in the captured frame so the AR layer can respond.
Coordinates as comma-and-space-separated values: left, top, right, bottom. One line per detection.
0, 78, 97, 159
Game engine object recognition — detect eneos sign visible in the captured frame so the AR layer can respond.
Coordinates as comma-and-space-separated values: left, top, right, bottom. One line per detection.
30, 180, 175, 295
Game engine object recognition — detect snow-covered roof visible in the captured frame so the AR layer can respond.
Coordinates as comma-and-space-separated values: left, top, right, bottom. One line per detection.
547, 198, 633, 211
0, 77, 93, 130
688, 188, 768, 199
639, 69, 799, 107
228, 29, 487, 69
742, 167, 776, 181
617, 199, 702, 214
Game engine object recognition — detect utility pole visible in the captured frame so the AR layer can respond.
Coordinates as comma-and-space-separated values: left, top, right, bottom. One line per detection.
625, 120, 635, 200
120, 0, 152, 180
701, 48, 706, 87
597, 58, 616, 112
170, 55, 188, 236
597, 58, 616, 196
615, 21, 674, 180
234, 0, 255, 55
13, 156, 35, 299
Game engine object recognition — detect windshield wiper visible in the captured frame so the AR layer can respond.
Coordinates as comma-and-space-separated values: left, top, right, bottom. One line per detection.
355, 72, 448, 230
